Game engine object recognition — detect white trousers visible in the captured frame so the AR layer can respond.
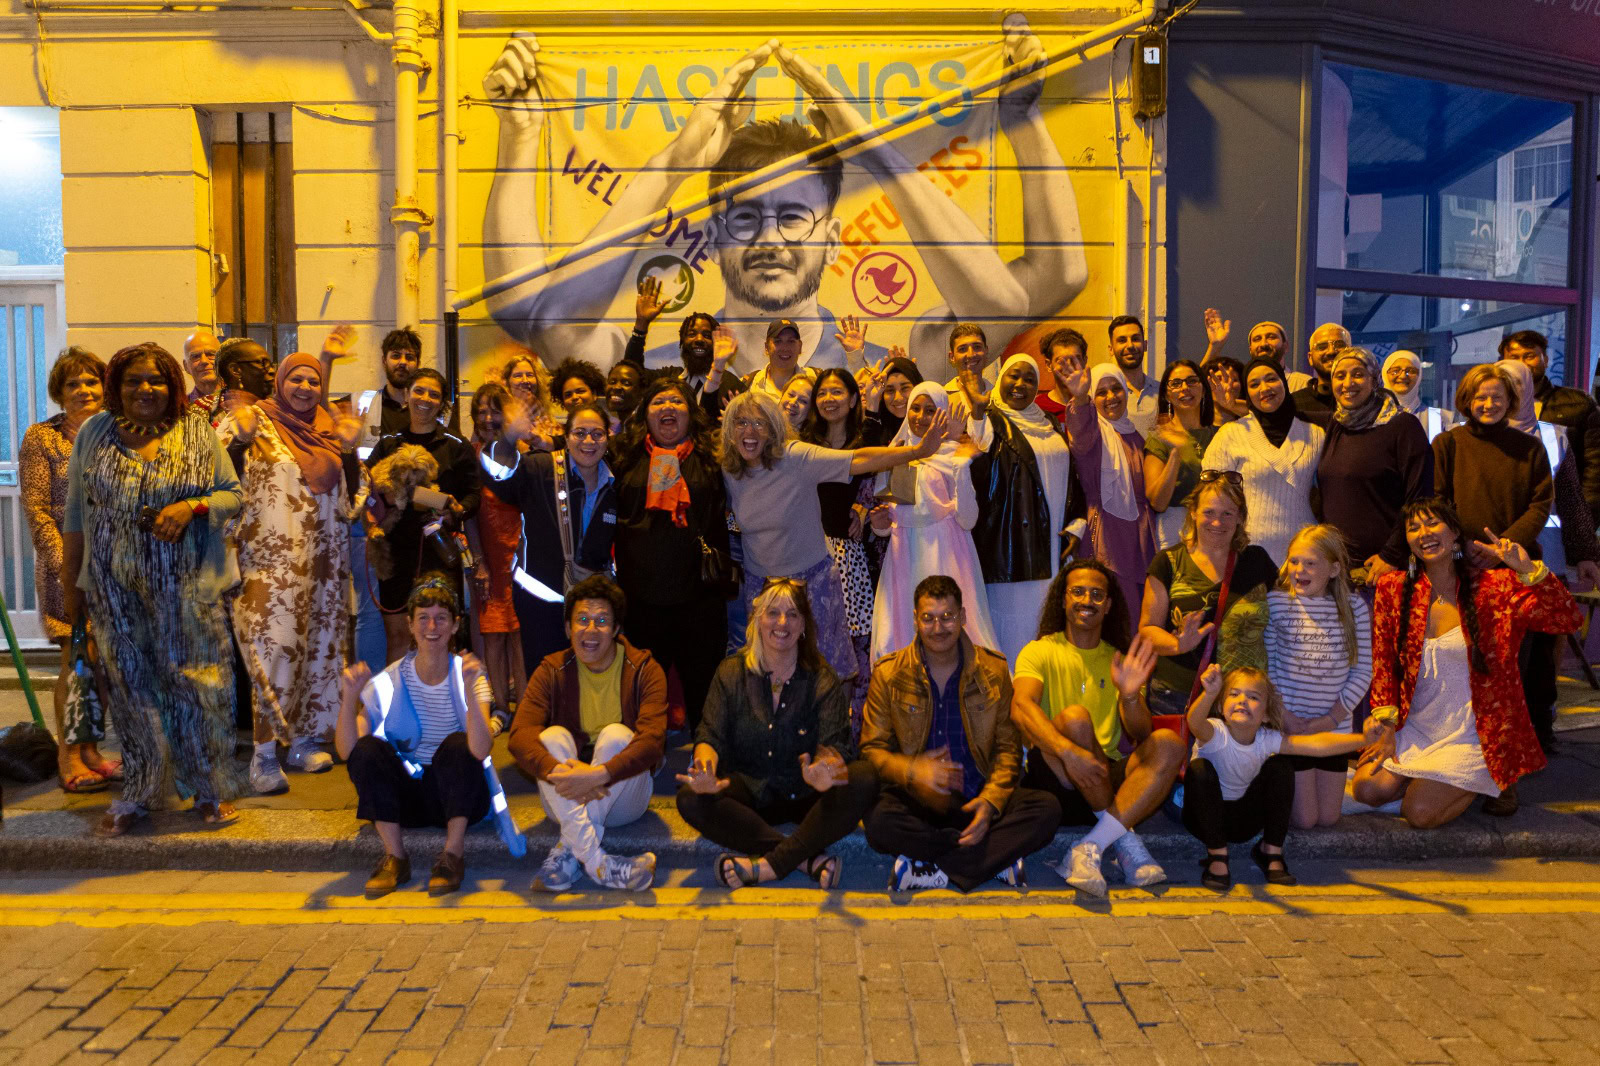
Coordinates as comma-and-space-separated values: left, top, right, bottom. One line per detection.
537, 723, 653, 872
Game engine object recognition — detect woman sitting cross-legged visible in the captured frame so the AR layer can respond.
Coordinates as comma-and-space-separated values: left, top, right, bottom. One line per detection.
1183, 665, 1368, 890
674, 577, 878, 888
1352, 498, 1581, 827
336, 574, 524, 899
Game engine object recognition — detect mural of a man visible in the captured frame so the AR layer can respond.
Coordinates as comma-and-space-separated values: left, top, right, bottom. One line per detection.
481, 15, 1087, 382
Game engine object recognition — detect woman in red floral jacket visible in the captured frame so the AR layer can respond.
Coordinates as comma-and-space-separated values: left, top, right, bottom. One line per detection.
1353, 498, 1580, 828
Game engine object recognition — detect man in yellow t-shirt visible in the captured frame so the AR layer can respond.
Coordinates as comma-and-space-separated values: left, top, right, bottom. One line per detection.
1010, 561, 1186, 897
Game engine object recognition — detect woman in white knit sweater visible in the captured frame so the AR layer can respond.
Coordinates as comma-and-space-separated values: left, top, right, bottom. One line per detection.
1203, 358, 1324, 566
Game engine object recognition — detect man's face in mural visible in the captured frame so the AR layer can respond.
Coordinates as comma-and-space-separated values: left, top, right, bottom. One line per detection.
714, 172, 842, 315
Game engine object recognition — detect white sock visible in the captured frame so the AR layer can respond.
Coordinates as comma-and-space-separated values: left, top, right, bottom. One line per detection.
1082, 812, 1127, 852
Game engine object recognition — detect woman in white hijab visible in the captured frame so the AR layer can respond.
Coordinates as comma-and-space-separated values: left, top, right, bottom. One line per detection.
962, 353, 1087, 662
1382, 350, 1454, 441
1061, 359, 1158, 613
868, 382, 1000, 661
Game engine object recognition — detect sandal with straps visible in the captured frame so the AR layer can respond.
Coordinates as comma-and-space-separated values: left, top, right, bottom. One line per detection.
1199, 854, 1231, 891
716, 853, 762, 889
805, 853, 841, 890
1251, 843, 1297, 886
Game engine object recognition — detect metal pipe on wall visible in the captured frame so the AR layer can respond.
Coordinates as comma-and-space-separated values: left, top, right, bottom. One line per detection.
390, 0, 426, 331
441, 0, 461, 424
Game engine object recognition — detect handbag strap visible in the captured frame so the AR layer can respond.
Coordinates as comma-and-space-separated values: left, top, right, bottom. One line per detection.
1186, 550, 1238, 704
552, 450, 578, 576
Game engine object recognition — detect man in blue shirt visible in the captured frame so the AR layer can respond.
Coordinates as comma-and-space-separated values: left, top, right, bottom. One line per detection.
860, 575, 1062, 892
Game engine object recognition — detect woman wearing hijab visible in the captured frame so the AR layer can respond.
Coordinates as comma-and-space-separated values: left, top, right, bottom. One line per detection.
860, 354, 921, 443
1382, 350, 1454, 442
1203, 358, 1325, 566
963, 353, 1087, 662
224, 352, 364, 794
1060, 359, 1157, 613
869, 382, 999, 661
1315, 346, 1434, 586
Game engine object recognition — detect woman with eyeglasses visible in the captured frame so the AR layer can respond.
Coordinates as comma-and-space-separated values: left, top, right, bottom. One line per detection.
675, 578, 876, 889
720, 390, 950, 684
1058, 356, 1158, 615
1144, 360, 1217, 550
609, 377, 730, 731
1314, 346, 1434, 587
1137, 472, 1277, 716
1383, 350, 1454, 442
481, 400, 618, 668
1202, 358, 1325, 566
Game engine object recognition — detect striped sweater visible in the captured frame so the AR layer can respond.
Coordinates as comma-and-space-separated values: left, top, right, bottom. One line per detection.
1263, 589, 1372, 730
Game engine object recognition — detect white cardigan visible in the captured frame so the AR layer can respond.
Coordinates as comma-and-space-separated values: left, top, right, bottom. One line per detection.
1202, 414, 1325, 566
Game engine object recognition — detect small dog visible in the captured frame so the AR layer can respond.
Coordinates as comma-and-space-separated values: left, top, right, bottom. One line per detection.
365, 444, 440, 579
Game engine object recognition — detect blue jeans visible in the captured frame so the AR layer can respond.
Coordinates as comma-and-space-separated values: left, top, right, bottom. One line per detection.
348, 522, 387, 676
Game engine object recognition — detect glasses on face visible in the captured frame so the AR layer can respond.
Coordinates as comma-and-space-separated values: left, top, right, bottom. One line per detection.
732, 417, 769, 433
719, 205, 824, 244
1198, 469, 1243, 486
917, 610, 960, 627
1065, 585, 1108, 604
1167, 376, 1201, 391
1311, 338, 1347, 355
568, 428, 608, 443
572, 613, 614, 631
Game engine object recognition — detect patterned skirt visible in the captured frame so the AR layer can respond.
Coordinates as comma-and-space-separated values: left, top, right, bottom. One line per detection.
741, 553, 857, 682
825, 536, 874, 638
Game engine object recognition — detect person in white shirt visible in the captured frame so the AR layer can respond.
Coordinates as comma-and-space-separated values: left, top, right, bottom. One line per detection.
1183, 665, 1368, 890
1108, 315, 1161, 439
1382, 350, 1453, 441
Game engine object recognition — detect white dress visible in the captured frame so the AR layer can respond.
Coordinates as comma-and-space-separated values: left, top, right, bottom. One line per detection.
870, 455, 999, 662
1383, 626, 1498, 796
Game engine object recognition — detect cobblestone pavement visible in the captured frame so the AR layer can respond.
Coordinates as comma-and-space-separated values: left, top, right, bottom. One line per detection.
1, 862, 1599, 1065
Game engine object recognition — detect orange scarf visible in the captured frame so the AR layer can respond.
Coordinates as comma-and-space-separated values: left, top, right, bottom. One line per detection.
645, 439, 694, 527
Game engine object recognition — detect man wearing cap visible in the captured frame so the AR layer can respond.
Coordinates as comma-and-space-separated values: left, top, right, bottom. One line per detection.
703, 319, 808, 408
1291, 323, 1350, 429
184, 329, 223, 419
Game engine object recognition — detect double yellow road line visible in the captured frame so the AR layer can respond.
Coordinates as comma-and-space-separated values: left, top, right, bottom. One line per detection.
5, 880, 1600, 926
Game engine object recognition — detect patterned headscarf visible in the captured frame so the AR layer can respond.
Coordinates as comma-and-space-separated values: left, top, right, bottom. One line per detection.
1331, 346, 1402, 433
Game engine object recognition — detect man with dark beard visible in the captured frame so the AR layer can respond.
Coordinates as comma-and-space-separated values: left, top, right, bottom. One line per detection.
355, 328, 423, 457
1108, 316, 1160, 438
620, 275, 721, 402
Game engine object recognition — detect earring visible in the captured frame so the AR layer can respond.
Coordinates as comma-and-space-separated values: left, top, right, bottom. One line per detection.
1407, 555, 1418, 577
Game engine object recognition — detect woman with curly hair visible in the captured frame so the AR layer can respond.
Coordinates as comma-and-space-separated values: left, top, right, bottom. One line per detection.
62, 342, 246, 835
21, 347, 116, 792
1353, 499, 1580, 827
550, 357, 608, 414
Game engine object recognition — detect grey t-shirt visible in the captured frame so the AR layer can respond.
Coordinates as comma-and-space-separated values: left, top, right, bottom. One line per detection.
725, 441, 854, 577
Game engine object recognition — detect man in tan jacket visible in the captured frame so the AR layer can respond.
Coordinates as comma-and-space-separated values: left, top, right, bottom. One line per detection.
861, 575, 1062, 892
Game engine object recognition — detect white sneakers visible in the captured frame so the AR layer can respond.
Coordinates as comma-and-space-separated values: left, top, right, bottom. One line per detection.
996, 858, 1027, 889
532, 844, 656, 892
285, 736, 333, 774
1054, 835, 1168, 896
249, 748, 289, 796
889, 856, 949, 892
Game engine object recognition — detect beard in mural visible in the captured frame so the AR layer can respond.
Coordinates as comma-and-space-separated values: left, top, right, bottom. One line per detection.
480, 14, 1088, 383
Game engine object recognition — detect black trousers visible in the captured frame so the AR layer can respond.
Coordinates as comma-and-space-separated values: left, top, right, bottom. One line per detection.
624, 591, 728, 731
1520, 631, 1558, 744
347, 733, 490, 829
675, 761, 878, 878
512, 586, 567, 673
1181, 755, 1294, 851
864, 786, 1062, 893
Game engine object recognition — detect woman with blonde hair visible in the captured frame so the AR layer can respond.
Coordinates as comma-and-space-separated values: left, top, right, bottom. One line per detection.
720, 389, 947, 682
675, 578, 876, 889
1265, 524, 1372, 828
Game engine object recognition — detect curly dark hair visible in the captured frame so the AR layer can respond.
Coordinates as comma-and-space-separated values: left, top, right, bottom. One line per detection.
610, 376, 719, 475
550, 358, 607, 407
678, 311, 720, 342
564, 574, 626, 627
406, 571, 460, 618
1036, 559, 1132, 652
799, 367, 865, 448
1393, 498, 1487, 677
105, 343, 187, 422
47, 346, 106, 405
1157, 358, 1214, 424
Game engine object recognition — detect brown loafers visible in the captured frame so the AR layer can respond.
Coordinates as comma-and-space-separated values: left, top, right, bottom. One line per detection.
428, 851, 466, 897
365, 853, 412, 899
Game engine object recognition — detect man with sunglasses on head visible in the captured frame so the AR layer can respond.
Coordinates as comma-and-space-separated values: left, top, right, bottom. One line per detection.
862, 575, 1061, 893
1009, 560, 1184, 897
1290, 323, 1350, 429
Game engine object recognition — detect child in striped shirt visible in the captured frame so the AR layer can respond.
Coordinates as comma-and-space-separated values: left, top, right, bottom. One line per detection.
1264, 524, 1373, 830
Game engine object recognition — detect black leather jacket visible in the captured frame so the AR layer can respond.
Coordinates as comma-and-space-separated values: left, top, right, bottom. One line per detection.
969, 410, 1059, 583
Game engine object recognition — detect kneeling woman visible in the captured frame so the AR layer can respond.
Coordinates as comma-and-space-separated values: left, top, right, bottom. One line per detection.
676, 578, 877, 888
1353, 499, 1580, 827
337, 576, 524, 899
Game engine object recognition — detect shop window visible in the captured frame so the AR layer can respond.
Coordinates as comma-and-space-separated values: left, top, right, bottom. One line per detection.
210, 111, 297, 355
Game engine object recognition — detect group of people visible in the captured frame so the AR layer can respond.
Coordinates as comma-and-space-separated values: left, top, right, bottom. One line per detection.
17, 295, 1591, 897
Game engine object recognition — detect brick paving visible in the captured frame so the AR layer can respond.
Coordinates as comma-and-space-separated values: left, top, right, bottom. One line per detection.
1, 910, 1598, 1064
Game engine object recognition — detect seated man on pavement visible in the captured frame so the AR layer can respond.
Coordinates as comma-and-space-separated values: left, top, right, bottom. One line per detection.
509, 575, 667, 892
862, 576, 1062, 893
1011, 560, 1185, 895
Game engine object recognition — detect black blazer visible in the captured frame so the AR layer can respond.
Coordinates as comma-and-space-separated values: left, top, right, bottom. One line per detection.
485, 449, 617, 595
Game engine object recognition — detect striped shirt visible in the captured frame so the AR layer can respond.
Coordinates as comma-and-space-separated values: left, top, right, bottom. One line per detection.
1263, 590, 1372, 730
363, 655, 493, 766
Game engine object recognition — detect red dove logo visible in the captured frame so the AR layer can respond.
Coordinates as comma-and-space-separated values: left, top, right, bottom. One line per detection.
850, 251, 917, 318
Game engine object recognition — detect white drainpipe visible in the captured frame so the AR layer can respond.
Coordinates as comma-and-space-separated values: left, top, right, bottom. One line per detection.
441, 0, 460, 315
390, 0, 429, 331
